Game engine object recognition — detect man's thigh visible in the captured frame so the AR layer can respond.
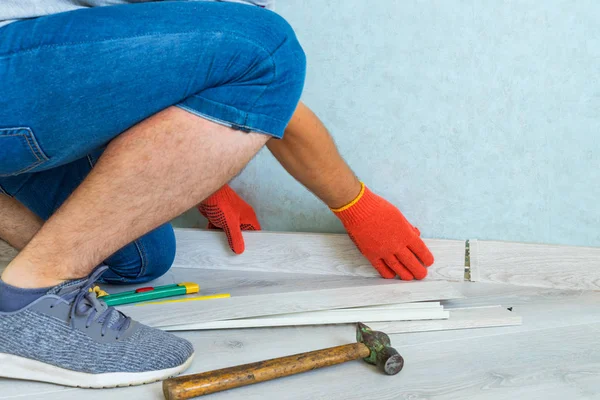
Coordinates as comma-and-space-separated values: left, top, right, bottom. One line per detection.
0, 1, 302, 176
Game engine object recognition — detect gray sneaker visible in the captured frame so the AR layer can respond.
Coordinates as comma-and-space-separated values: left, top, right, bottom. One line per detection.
0, 266, 194, 388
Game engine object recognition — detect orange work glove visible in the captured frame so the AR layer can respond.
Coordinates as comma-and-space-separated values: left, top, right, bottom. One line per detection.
332, 183, 434, 280
197, 185, 261, 254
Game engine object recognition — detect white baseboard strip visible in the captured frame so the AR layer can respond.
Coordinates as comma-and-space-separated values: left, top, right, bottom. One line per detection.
161, 306, 449, 331
160, 305, 520, 334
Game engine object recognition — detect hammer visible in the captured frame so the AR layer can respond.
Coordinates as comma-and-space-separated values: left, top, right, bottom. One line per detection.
162, 322, 404, 399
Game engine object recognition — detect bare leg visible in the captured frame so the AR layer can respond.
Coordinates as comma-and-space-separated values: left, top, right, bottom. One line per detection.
0, 196, 42, 250
2, 107, 269, 288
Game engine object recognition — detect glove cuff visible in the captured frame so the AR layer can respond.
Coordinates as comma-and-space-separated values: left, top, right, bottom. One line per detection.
331, 183, 380, 225
202, 184, 236, 206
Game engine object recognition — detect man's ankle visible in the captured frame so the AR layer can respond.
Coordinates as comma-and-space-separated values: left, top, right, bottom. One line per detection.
1, 259, 66, 289
0, 279, 54, 312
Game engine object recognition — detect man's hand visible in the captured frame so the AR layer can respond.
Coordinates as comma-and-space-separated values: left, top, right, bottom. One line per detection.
197, 185, 261, 254
332, 183, 434, 280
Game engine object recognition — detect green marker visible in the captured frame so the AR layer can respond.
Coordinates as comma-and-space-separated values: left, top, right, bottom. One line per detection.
100, 282, 200, 306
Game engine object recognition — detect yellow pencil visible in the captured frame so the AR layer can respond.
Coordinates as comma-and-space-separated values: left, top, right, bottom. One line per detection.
137, 293, 231, 306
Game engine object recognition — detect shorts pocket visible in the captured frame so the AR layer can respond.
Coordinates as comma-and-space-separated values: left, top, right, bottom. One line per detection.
0, 127, 49, 177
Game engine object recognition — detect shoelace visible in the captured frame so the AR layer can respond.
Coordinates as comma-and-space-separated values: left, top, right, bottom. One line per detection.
51, 266, 131, 339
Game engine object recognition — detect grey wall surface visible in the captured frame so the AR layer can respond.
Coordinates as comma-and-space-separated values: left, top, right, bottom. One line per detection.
174, 0, 600, 247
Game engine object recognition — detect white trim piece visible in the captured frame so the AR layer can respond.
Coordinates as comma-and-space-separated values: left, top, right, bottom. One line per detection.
369, 306, 522, 334
173, 229, 466, 281
120, 281, 463, 328
341, 302, 441, 311
469, 240, 600, 291
161, 307, 449, 331
161, 306, 521, 334
0, 352, 194, 389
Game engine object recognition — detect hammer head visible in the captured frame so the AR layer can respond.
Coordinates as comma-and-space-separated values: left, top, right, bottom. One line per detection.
356, 322, 404, 375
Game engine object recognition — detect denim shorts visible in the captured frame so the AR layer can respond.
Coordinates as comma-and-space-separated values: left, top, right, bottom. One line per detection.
0, 1, 306, 283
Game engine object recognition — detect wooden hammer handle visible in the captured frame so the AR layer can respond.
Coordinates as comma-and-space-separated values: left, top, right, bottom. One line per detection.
163, 342, 371, 399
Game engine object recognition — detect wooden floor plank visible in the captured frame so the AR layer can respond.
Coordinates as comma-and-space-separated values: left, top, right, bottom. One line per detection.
173, 229, 466, 281
1, 230, 467, 282
470, 239, 600, 291
101, 268, 429, 298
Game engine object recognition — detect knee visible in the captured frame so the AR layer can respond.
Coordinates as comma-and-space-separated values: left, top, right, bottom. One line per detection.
260, 11, 307, 91
263, 12, 306, 75
135, 226, 176, 283
101, 224, 176, 284
230, 7, 307, 92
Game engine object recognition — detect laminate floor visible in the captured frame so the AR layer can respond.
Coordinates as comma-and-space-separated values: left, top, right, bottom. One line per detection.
1, 282, 598, 400
470, 239, 600, 291
1, 231, 598, 399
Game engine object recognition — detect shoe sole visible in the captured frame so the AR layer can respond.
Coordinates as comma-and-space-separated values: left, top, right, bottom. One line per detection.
0, 352, 194, 388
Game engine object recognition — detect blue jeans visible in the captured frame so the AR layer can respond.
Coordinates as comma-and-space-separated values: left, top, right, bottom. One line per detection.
0, 1, 306, 283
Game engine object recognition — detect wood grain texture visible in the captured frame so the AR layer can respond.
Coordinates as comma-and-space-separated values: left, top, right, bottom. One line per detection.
103, 268, 431, 298
399, 283, 600, 346
369, 306, 521, 334
470, 239, 600, 290
173, 229, 466, 281
0, 230, 465, 282
120, 280, 463, 328
14, 321, 599, 400
2, 283, 598, 400
161, 307, 449, 331
162, 343, 372, 399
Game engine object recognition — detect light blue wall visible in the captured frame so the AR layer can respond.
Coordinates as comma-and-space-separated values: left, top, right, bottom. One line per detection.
174, 0, 600, 247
